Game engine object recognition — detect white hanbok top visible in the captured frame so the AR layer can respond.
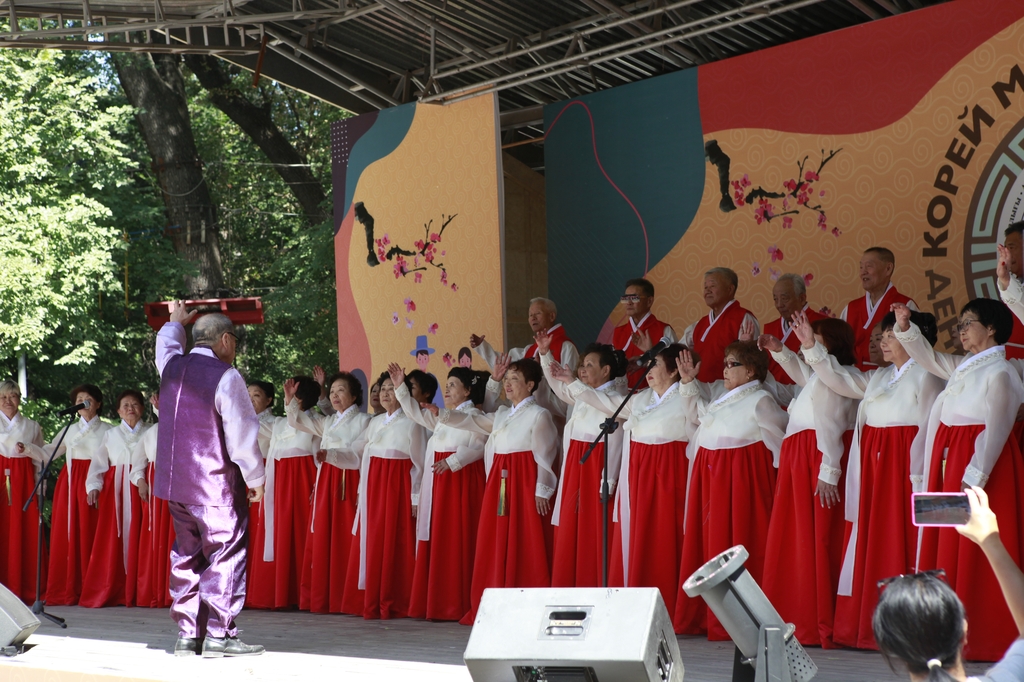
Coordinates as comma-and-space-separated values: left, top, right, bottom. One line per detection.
395, 383, 486, 542
86, 420, 150, 568
769, 347, 858, 485
352, 408, 428, 588
0, 411, 44, 475
256, 408, 276, 458
572, 381, 693, 584
680, 380, 788, 464
129, 424, 159, 487
895, 321, 1024, 488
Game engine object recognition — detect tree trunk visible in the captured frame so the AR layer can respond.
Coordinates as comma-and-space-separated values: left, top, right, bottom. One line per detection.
113, 52, 227, 297
183, 54, 330, 226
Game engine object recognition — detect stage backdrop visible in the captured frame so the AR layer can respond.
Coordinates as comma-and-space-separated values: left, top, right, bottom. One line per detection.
545, 0, 1024, 352
331, 94, 504, 385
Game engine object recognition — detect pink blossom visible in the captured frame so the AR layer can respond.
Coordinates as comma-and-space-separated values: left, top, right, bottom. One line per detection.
430, 233, 441, 242
782, 197, 790, 210
751, 262, 761, 277
451, 283, 459, 292
414, 239, 425, 251
797, 191, 810, 206
767, 244, 784, 262
441, 250, 446, 256
783, 179, 798, 192
831, 226, 843, 237
381, 234, 391, 246
391, 312, 399, 325
819, 190, 826, 197
741, 174, 751, 188
393, 260, 406, 279
414, 272, 422, 284
404, 297, 416, 312
817, 213, 827, 231
769, 268, 781, 282
804, 171, 820, 182
428, 323, 439, 335
442, 352, 454, 368
782, 216, 793, 230
803, 273, 814, 286
818, 306, 833, 318
405, 317, 414, 329
440, 270, 448, 285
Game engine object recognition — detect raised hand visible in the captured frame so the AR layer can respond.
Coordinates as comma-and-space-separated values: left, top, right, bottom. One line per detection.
676, 349, 701, 384
534, 329, 552, 355
493, 353, 511, 382
169, 299, 198, 326
791, 310, 815, 349
890, 301, 912, 332
738, 317, 756, 342
469, 333, 485, 349
997, 243, 1012, 291
548, 362, 574, 385
283, 378, 298, 405
312, 365, 327, 398
387, 362, 406, 389
757, 334, 783, 353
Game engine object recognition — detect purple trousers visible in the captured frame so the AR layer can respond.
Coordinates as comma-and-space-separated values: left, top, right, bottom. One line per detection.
168, 499, 248, 639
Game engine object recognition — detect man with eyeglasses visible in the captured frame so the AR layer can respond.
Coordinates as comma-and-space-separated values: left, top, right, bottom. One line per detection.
840, 247, 917, 368
612, 278, 676, 388
681, 267, 760, 383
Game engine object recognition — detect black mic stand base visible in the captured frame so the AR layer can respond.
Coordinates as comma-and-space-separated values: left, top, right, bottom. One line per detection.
31, 600, 66, 628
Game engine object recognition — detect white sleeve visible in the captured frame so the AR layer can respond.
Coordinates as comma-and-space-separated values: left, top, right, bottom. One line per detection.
129, 435, 148, 486
155, 322, 186, 376
531, 410, 559, 499
910, 373, 945, 487
839, 304, 849, 322
894, 321, 962, 380
569, 380, 633, 420
963, 369, 1022, 488
907, 299, 920, 312
447, 441, 486, 471
769, 347, 811, 387
437, 405, 496, 436
682, 322, 696, 349
540, 351, 573, 406
662, 324, 678, 344
474, 338, 499, 370
802, 341, 870, 399
812, 384, 853, 485
560, 341, 579, 373
317, 396, 335, 416
482, 377, 508, 413
1000, 275, 1024, 325
755, 395, 789, 467
394, 383, 440, 430
85, 433, 111, 494
743, 312, 761, 339
287, 400, 327, 437
409, 423, 427, 506
215, 368, 267, 489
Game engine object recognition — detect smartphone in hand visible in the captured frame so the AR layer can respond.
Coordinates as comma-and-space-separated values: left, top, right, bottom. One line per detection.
912, 492, 971, 527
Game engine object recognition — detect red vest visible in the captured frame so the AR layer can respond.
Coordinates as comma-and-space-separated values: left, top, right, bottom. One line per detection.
692, 301, 756, 383
845, 286, 915, 367
764, 307, 827, 385
1007, 314, 1024, 360
523, 323, 572, 364
613, 313, 672, 388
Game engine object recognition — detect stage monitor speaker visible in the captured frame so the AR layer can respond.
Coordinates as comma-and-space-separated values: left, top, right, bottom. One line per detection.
0, 582, 39, 650
463, 587, 683, 682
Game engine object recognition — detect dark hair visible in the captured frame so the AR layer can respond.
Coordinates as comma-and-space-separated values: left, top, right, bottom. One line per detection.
249, 380, 275, 405
375, 371, 389, 389
581, 343, 628, 381
69, 384, 103, 411
811, 318, 857, 367
407, 369, 438, 402
624, 278, 654, 298
865, 246, 896, 265
458, 346, 472, 361
507, 358, 543, 394
724, 341, 769, 382
873, 573, 964, 682
115, 389, 145, 412
655, 343, 689, 381
1005, 220, 1024, 238
326, 371, 363, 407
960, 298, 1013, 345
880, 311, 939, 346
290, 376, 321, 412
447, 367, 487, 405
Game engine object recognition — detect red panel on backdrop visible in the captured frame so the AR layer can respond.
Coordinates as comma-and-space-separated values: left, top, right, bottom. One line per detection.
698, 0, 1024, 135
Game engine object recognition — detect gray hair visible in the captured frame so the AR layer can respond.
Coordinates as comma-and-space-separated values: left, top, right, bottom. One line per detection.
705, 267, 738, 290
775, 273, 807, 297
529, 297, 558, 317
0, 380, 21, 400
193, 313, 235, 346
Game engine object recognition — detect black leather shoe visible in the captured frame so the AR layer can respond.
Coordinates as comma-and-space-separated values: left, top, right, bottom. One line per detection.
174, 637, 198, 657
202, 636, 265, 658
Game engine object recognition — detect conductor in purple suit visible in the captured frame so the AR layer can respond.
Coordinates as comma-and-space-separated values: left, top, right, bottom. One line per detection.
156, 302, 266, 658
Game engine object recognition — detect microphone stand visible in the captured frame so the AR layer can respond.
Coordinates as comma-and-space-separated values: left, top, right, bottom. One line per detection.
23, 411, 78, 629
579, 350, 662, 588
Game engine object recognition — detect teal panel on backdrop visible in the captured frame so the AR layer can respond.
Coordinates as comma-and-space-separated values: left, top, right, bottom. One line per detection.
343, 102, 416, 217
544, 69, 704, 344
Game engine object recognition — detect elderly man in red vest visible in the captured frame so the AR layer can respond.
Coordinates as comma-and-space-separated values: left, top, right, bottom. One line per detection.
763, 273, 826, 385
996, 222, 1024, 359
682, 267, 759, 383
840, 247, 917, 368
612, 278, 677, 388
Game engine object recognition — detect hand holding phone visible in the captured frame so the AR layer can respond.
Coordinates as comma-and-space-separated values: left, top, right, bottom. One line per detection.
912, 492, 971, 527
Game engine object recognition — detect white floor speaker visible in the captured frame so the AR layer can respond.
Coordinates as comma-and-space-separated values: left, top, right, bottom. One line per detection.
0, 582, 39, 650
464, 587, 683, 682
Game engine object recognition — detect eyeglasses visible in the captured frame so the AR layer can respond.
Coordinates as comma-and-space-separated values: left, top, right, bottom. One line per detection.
956, 318, 980, 334
620, 294, 643, 303
226, 332, 238, 340
723, 360, 744, 369
877, 569, 946, 596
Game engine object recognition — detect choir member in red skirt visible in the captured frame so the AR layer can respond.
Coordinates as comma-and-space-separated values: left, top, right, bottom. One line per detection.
541, 341, 627, 587
247, 376, 321, 609
893, 299, 1024, 662
245, 380, 276, 589
80, 390, 150, 607
758, 317, 859, 648
802, 311, 944, 650
128, 392, 174, 608
553, 344, 691, 610
288, 371, 371, 613
0, 380, 45, 604
341, 372, 427, 620
437, 356, 559, 625
392, 364, 487, 621
673, 342, 788, 639
26, 385, 111, 605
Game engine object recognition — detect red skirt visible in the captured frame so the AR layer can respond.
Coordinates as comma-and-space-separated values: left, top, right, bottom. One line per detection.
674, 442, 777, 639
362, 457, 417, 620
833, 425, 918, 650
459, 451, 554, 625
247, 456, 316, 609
46, 461, 99, 605
80, 468, 142, 607
299, 463, 359, 613
550, 440, 616, 588
132, 463, 174, 608
762, 429, 852, 648
409, 452, 486, 621
339, 526, 365, 615
0, 456, 45, 604
918, 423, 1024, 662
626, 441, 688, 612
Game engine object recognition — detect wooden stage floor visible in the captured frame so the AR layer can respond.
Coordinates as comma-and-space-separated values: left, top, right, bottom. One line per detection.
0, 605, 993, 681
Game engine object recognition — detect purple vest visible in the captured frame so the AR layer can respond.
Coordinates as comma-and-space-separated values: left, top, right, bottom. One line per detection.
156, 352, 246, 506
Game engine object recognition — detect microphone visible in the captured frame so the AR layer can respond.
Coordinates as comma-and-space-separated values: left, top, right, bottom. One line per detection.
637, 337, 671, 364
55, 399, 91, 417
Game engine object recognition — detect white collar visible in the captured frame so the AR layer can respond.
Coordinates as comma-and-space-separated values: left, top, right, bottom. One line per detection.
863, 283, 894, 326
509, 395, 536, 416
190, 346, 217, 358
257, 407, 274, 421
646, 382, 679, 410
332, 404, 359, 424
0, 410, 18, 429
545, 323, 563, 335
79, 415, 100, 429
708, 299, 736, 324
383, 408, 403, 425
711, 380, 760, 407
630, 312, 652, 332
595, 380, 616, 392
890, 358, 916, 383
454, 400, 474, 412
120, 419, 143, 435
958, 345, 1005, 373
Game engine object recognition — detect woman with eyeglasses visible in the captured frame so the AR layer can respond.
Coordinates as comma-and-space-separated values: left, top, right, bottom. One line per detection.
756, 317, 860, 648
892, 299, 1024, 661
390, 364, 487, 621
793, 309, 945, 651
673, 341, 788, 640
874, 486, 1024, 681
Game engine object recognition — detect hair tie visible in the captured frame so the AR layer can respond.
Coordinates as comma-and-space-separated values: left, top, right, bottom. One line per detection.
471, 376, 478, 385
926, 659, 943, 671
